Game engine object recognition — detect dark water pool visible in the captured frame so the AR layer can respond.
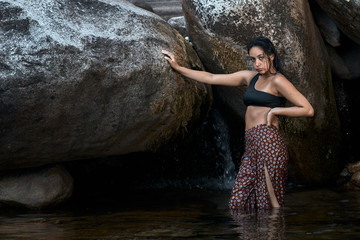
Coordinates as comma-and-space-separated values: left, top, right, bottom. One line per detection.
1, 187, 360, 239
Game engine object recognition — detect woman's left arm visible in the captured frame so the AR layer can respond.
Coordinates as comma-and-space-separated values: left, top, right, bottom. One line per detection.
267, 75, 314, 126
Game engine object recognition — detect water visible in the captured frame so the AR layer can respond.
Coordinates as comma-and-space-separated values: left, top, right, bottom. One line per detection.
1, 187, 360, 239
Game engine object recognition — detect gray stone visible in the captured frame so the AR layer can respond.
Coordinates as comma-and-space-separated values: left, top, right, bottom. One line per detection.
0, 166, 73, 209
0, 0, 211, 170
129, 1, 154, 13
126, 0, 183, 20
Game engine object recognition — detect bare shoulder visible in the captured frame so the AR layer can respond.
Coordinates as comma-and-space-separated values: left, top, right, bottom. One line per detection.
273, 73, 302, 98
273, 73, 295, 89
273, 73, 288, 82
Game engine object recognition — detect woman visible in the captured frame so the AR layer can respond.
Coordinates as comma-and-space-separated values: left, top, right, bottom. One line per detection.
162, 36, 314, 210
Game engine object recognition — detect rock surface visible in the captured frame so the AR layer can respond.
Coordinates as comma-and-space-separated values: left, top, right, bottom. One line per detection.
315, 0, 360, 45
347, 161, 360, 174
310, 1, 341, 47
351, 171, 360, 187
0, 0, 211, 170
0, 165, 73, 209
168, 16, 187, 37
126, 0, 183, 20
182, 0, 342, 185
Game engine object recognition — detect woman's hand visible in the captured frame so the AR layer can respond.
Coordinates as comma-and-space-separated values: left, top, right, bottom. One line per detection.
162, 50, 179, 70
267, 108, 279, 129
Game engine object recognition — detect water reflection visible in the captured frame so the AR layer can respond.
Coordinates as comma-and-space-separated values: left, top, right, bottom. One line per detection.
0, 188, 360, 239
230, 208, 285, 240
0, 213, 66, 240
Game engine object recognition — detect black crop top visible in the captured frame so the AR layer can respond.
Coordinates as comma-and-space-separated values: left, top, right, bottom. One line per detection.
243, 74, 285, 108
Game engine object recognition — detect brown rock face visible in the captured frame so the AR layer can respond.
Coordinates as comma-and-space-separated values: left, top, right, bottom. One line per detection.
310, 1, 341, 48
0, 0, 211, 170
182, 0, 341, 185
315, 0, 360, 45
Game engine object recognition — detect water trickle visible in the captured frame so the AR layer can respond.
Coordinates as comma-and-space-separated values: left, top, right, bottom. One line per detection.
140, 106, 238, 191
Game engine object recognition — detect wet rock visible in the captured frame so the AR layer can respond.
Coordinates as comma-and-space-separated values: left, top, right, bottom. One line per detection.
182, 0, 341, 185
0, 0, 211, 170
0, 166, 73, 209
315, 0, 360, 45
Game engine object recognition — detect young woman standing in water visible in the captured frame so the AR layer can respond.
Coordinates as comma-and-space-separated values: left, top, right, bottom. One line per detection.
162, 36, 314, 210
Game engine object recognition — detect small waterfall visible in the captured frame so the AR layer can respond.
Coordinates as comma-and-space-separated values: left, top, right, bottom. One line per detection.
142, 106, 238, 190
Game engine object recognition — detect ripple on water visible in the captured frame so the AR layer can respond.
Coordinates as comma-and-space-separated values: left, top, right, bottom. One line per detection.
0, 188, 360, 239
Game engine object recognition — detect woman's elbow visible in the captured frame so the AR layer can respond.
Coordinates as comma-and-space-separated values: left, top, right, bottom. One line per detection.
307, 106, 315, 117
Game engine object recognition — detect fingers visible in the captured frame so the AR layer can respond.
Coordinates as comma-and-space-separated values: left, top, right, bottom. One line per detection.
267, 109, 279, 128
266, 110, 271, 125
267, 109, 275, 126
161, 50, 172, 56
162, 50, 178, 69
161, 50, 174, 60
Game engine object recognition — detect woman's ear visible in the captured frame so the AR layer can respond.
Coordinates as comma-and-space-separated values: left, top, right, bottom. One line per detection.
270, 54, 275, 61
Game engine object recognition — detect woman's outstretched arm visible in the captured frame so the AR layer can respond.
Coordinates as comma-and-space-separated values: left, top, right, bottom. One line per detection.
162, 50, 255, 87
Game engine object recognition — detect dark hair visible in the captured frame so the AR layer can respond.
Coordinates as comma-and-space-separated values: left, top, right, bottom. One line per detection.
247, 36, 283, 74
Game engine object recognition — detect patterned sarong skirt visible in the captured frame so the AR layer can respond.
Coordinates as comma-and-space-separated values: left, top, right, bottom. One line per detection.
229, 124, 288, 210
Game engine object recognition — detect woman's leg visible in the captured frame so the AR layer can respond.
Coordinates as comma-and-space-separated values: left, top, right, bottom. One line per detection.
264, 166, 280, 208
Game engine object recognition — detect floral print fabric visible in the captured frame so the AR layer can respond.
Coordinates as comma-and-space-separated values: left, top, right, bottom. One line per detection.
229, 124, 288, 210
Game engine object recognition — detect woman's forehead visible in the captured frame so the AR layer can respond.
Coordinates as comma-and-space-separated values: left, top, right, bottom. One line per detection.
249, 46, 265, 57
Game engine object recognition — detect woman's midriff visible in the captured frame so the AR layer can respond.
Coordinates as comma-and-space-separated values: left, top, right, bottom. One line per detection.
245, 106, 279, 130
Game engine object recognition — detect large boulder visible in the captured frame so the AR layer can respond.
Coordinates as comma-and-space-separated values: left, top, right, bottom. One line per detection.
310, 1, 341, 47
0, 165, 73, 209
0, 0, 211, 170
182, 0, 341, 185
315, 0, 360, 45
312, 0, 360, 80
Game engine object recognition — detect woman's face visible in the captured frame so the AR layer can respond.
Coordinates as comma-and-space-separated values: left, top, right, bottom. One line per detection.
248, 46, 274, 75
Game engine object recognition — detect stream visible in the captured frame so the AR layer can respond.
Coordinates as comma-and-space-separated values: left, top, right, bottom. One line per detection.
1, 187, 359, 239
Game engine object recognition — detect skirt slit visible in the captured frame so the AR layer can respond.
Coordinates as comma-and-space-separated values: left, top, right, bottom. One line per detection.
229, 124, 288, 210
